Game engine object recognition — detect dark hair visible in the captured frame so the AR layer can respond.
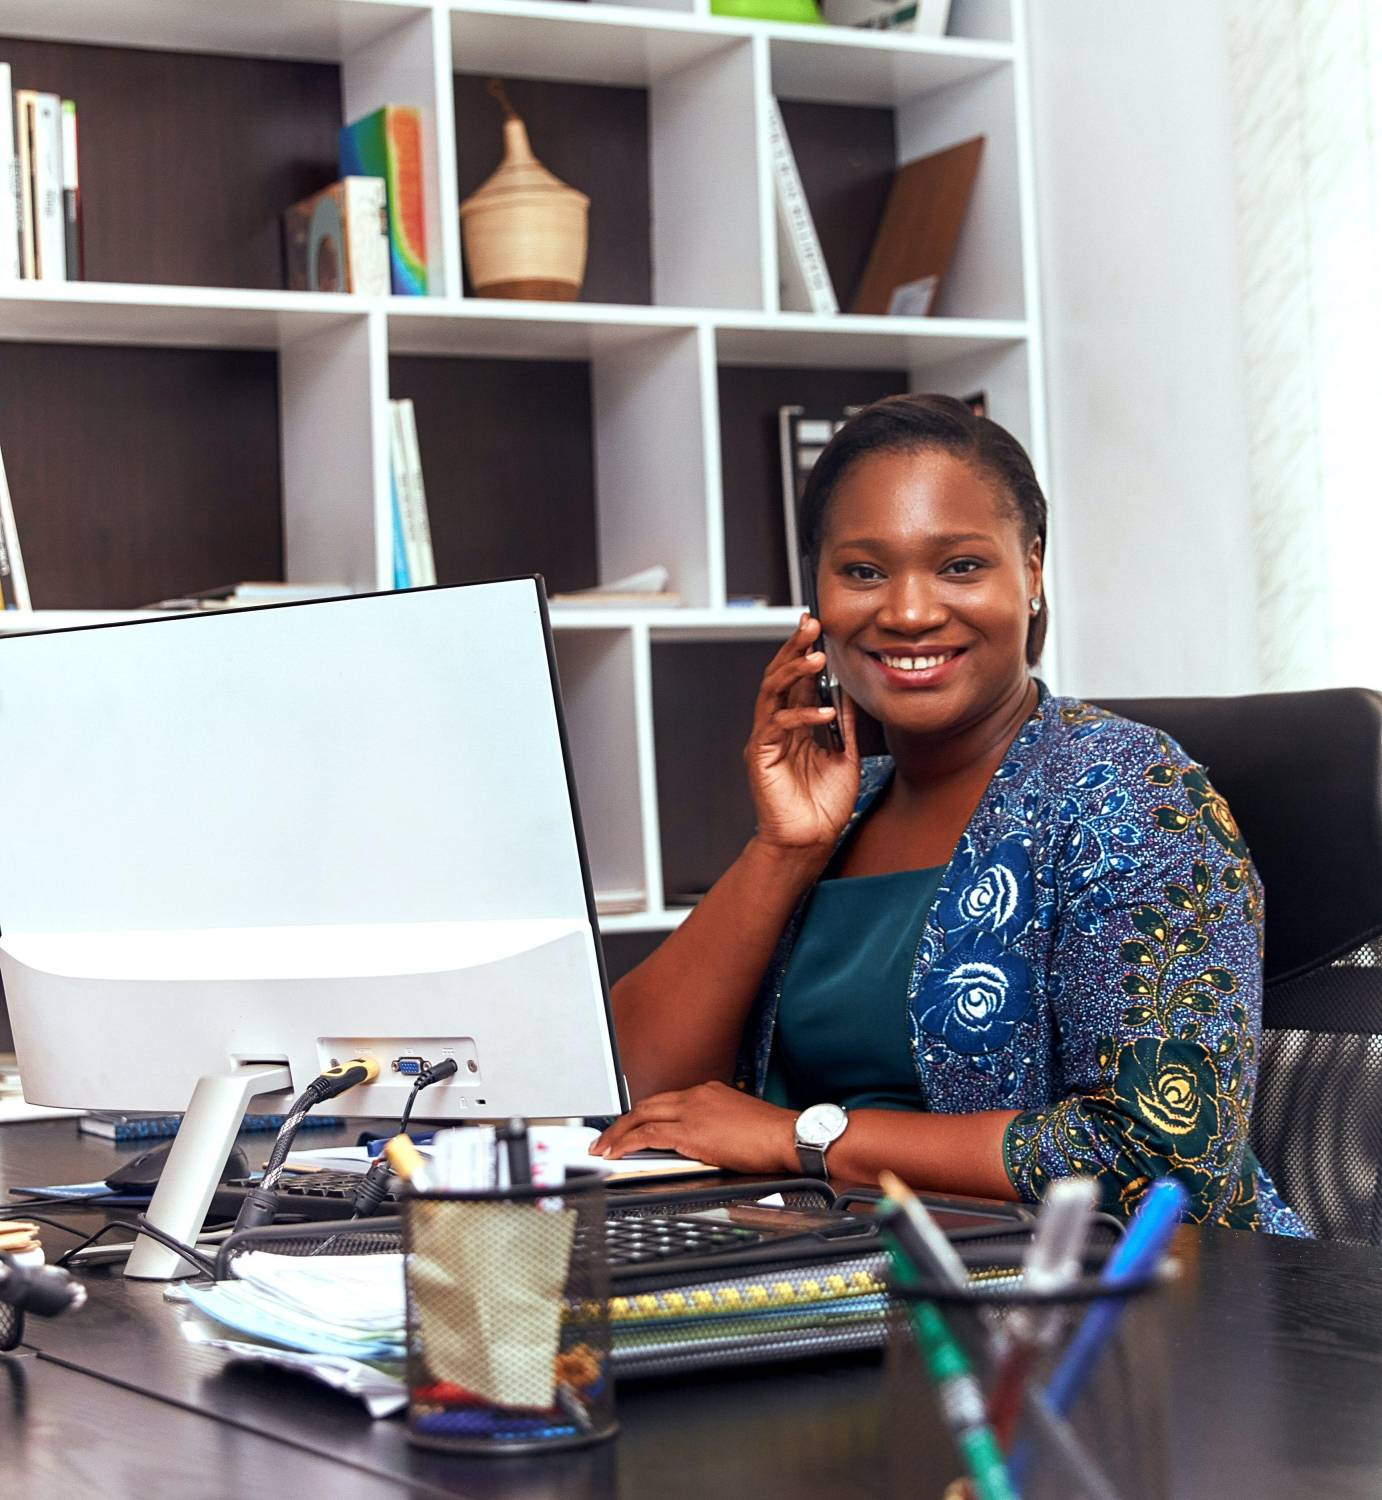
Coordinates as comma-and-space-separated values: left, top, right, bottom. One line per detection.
797, 393, 1050, 665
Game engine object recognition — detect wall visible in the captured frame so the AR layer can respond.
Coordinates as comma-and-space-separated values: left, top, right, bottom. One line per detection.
1026, 1, 1261, 699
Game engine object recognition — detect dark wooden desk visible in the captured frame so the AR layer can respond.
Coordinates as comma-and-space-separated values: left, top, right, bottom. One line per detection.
4, 1119, 1382, 1500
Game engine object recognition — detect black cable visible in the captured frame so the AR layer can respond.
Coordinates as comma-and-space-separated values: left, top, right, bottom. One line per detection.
351, 1058, 459, 1220
130, 1215, 218, 1278
233, 1058, 380, 1234
399, 1057, 458, 1132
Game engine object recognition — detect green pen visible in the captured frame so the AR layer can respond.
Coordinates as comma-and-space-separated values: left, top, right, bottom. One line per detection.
884, 1228, 1017, 1500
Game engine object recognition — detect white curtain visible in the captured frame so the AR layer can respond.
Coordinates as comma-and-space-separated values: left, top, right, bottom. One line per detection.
1226, 0, 1382, 690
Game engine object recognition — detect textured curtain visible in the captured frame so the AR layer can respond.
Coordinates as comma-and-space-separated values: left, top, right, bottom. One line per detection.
1226, 0, 1382, 690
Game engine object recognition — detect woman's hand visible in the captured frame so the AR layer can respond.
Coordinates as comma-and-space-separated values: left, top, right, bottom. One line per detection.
591, 1081, 799, 1175
746, 614, 861, 853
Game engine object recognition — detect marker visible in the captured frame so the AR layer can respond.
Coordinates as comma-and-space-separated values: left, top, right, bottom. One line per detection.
878, 1169, 970, 1289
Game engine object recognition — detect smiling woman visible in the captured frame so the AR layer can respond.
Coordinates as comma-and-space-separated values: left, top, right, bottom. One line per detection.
599, 394, 1308, 1236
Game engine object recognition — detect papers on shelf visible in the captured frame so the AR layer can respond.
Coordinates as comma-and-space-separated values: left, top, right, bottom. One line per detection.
595, 888, 646, 916
286, 1124, 722, 1184
549, 565, 681, 608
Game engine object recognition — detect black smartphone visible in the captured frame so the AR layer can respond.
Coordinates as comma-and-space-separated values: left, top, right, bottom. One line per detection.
799, 560, 846, 753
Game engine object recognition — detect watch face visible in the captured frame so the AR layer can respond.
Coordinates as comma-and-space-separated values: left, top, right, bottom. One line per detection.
797, 1103, 847, 1148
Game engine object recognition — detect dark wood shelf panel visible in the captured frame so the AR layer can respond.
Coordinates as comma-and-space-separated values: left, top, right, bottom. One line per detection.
718, 363, 908, 605
652, 639, 770, 904
454, 72, 653, 307
0, 342, 282, 609
0, 36, 341, 290
778, 98, 895, 315
388, 353, 599, 594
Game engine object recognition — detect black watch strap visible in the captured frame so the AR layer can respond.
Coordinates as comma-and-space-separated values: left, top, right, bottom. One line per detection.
796, 1142, 829, 1179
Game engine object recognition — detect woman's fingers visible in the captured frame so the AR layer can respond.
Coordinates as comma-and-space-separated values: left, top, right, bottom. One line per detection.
771, 706, 836, 732
599, 1121, 681, 1159
758, 649, 825, 708
591, 1092, 686, 1155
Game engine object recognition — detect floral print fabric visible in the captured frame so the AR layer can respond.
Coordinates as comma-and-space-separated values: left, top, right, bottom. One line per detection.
736, 681, 1308, 1236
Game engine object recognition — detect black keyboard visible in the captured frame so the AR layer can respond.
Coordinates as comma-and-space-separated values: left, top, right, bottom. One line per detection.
213, 1171, 769, 1270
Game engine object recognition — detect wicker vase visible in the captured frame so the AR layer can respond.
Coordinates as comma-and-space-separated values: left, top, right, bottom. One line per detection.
460, 82, 590, 301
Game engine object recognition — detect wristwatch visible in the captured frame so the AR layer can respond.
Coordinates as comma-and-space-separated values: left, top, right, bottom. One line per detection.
794, 1102, 848, 1180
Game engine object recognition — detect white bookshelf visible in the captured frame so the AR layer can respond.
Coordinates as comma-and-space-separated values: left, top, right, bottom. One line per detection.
0, 0, 1049, 942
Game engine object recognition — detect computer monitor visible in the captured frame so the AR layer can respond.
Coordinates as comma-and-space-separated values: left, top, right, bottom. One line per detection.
0, 578, 626, 1277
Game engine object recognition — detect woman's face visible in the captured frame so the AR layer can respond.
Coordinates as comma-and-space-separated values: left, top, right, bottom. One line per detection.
816, 447, 1042, 742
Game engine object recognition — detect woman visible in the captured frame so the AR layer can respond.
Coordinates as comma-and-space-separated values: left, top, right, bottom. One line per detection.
596, 394, 1306, 1235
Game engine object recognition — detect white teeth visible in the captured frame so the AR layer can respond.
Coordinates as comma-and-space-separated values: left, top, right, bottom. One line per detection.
879, 652, 954, 671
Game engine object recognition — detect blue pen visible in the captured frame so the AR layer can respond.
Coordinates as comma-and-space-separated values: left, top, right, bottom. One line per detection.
1010, 1177, 1185, 1487
1046, 1177, 1185, 1414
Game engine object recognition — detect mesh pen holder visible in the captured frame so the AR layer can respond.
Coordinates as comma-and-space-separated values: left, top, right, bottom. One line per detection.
886, 1242, 1170, 1500
402, 1168, 616, 1455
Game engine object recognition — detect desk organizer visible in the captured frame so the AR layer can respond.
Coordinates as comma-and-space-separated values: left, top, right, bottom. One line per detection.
885, 1242, 1168, 1500
402, 1169, 615, 1454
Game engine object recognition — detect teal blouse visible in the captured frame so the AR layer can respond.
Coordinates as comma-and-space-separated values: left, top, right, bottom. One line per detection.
763, 865, 946, 1112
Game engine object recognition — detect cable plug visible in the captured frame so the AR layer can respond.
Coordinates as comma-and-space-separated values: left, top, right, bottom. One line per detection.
311, 1057, 381, 1103
350, 1156, 397, 1220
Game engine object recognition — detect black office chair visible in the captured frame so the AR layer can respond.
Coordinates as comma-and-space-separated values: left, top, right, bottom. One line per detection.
1097, 688, 1382, 1244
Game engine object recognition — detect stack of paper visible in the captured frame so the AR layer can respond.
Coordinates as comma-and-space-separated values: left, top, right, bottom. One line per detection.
286, 1124, 721, 1185
174, 1251, 405, 1363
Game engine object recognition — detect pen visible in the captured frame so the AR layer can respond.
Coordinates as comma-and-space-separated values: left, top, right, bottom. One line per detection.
882, 1226, 1017, 1500
877, 1170, 971, 1290
1009, 1177, 1185, 1488
1045, 1176, 1184, 1416
985, 1175, 1097, 1447
384, 1133, 432, 1191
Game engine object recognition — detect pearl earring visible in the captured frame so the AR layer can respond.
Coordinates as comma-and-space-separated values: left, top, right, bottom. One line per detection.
1029, 597, 1041, 614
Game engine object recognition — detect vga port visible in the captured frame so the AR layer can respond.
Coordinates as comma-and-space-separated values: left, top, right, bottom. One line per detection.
392, 1056, 429, 1077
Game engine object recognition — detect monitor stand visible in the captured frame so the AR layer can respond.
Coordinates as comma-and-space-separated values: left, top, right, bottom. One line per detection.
124, 1061, 292, 1281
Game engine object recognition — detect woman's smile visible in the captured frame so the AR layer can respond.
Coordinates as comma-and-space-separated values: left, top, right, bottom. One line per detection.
861, 644, 968, 689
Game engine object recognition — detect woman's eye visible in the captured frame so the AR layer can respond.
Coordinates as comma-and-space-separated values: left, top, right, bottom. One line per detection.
943, 558, 985, 576
843, 563, 884, 581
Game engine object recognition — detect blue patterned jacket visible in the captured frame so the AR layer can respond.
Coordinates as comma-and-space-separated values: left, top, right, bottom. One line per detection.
736, 680, 1308, 1236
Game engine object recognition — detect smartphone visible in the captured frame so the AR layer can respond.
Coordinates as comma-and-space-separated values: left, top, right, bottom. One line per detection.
799, 559, 846, 753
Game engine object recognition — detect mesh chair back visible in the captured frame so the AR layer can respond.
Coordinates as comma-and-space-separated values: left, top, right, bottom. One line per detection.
1098, 689, 1382, 1243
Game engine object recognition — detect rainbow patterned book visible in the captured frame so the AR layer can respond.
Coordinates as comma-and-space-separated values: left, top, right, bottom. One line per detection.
339, 105, 428, 296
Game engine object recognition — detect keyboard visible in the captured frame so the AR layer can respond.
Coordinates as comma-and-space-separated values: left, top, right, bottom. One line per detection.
213, 1170, 772, 1270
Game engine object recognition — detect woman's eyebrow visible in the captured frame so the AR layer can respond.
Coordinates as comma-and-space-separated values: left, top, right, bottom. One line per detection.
832, 530, 997, 549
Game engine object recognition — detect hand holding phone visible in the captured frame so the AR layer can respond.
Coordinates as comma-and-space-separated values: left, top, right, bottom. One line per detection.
800, 563, 845, 753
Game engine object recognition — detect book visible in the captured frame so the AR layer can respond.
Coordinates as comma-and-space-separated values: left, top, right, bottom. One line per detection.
821, 0, 950, 33
14, 88, 35, 279
851, 136, 985, 317
766, 98, 837, 316
29, 91, 65, 282
79, 1111, 344, 1142
389, 465, 410, 590
392, 397, 435, 586
60, 99, 83, 280
778, 405, 860, 606
339, 106, 427, 296
0, 66, 21, 279
283, 177, 389, 296
0, 445, 31, 610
